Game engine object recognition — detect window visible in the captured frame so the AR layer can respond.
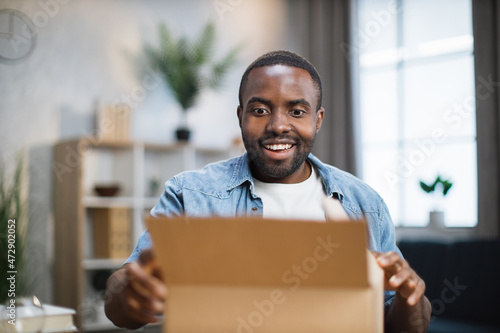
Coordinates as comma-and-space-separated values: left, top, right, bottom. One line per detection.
358, 0, 477, 227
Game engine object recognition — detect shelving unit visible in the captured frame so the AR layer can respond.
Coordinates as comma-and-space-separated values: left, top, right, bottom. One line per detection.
53, 137, 231, 331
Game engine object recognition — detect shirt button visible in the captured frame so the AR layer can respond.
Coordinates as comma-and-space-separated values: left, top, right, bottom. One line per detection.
252, 207, 258, 211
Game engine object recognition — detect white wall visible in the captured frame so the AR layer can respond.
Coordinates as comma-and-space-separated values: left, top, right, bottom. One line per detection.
0, 0, 288, 303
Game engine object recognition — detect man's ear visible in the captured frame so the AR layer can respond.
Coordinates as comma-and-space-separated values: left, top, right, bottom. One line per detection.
316, 107, 325, 133
237, 106, 243, 128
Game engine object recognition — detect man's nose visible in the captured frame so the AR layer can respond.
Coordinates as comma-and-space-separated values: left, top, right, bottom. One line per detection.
266, 110, 291, 134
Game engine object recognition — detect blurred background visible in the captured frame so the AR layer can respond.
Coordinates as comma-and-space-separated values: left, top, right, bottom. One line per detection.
1, 0, 499, 332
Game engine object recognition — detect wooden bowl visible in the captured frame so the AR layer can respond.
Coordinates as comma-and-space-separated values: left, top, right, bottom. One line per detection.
94, 184, 121, 197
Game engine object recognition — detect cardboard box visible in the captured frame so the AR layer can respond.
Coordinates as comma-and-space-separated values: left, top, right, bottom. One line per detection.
95, 103, 131, 142
146, 216, 384, 333
92, 208, 131, 258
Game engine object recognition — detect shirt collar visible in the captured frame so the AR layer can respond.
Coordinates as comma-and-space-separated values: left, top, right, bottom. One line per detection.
307, 154, 345, 201
227, 152, 255, 192
226, 152, 345, 201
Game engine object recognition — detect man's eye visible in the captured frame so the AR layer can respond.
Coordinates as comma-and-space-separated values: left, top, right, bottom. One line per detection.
253, 108, 267, 115
291, 109, 305, 116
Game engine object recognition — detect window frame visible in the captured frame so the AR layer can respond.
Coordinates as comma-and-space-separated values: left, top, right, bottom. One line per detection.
357, 0, 478, 232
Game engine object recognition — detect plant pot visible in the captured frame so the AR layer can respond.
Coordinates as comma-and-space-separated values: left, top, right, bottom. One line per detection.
176, 128, 191, 141
429, 210, 445, 228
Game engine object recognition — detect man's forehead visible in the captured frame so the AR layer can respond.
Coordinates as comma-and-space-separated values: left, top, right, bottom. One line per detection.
250, 64, 306, 77
243, 65, 316, 99
246, 64, 311, 81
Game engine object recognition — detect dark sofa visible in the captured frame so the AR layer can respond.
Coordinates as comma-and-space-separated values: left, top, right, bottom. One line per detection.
398, 239, 500, 333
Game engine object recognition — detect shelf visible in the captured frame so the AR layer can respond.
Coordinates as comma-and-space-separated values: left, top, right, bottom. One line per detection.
144, 142, 189, 151
82, 258, 127, 270
84, 196, 160, 210
144, 142, 230, 154
54, 138, 232, 330
84, 196, 136, 208
84, 318, 162, 331
84, 320, 122, 332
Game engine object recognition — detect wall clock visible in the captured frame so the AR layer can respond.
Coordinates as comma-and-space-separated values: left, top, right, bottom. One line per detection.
0, 9, 37, 64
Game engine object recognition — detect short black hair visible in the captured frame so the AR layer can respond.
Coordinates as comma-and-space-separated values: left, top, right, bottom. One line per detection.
238, 50, 322, 110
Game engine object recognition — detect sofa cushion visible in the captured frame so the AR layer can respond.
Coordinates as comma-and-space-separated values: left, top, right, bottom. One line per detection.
441, 240, 500, 326
398, 239, 500, 328
397, 240, 450, 303
428, 318, 500, 333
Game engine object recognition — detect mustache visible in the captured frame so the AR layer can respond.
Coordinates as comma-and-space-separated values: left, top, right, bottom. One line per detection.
257, 134, 300, 144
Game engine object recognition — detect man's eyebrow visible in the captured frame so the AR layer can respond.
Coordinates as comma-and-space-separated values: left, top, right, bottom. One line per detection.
246, 96, 271, 105
287, 99, 311, 107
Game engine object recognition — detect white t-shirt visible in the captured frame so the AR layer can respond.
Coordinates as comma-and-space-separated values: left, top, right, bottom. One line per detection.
253, 164, 347, 221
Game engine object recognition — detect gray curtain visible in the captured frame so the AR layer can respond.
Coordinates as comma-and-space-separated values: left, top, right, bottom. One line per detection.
287, 0, 360, 176
472, 0, 500, 237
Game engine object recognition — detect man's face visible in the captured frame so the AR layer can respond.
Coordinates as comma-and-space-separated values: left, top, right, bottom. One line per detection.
238, 65, 324, 184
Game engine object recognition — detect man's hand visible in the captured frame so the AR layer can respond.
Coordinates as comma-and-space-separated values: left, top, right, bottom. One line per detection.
372, 251, 425, 305
372, 251, 431, 333
105, 249, 167, 329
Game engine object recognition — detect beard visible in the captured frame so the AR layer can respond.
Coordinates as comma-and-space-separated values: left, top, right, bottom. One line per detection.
243, 133, 315, 180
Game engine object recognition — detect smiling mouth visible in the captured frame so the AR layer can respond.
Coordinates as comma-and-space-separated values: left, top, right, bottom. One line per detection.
264, 144, 294, 151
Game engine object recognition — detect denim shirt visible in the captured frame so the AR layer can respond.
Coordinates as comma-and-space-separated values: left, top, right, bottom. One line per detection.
127, 153, 400, 310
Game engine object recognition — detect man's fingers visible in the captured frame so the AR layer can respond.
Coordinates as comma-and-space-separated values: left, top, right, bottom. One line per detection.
138, 248, 155, 266
375, 251, 407, 286
138, 249, 164, 280
121, 261, 167, 326
123, 297, 160, 325
376, 251, 405, 270
389, 267, 412, 289
373, 251, 427, 306
120, 271, 165, 326
123, 282, 164, 316
125, 263, 168, 301
407, 278, 426, 306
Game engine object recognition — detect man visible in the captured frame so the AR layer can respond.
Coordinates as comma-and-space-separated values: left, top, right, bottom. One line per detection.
105, 50, 431, 332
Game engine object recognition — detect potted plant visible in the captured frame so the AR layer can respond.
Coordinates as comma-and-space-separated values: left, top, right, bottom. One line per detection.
0, 157, 47, 332
419, 175, 453, 228
0, 156, 28, 304
145, 22, 241, 141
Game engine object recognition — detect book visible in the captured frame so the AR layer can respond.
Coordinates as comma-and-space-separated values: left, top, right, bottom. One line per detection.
0, 303, 77, 333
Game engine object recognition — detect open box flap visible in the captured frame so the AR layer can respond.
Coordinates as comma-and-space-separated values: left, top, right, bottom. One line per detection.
146, 216, 373, 288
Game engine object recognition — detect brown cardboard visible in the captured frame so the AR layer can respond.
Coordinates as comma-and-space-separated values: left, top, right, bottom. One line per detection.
95, 103, 131, 142
146, 216, 384, 333
92, 208, 131, 258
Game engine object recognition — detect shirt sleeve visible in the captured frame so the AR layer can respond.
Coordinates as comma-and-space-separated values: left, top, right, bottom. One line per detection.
150, 176, 184, 218
124, 177, 184, 264
124, 230, 152, 264
377, 197, 402, 313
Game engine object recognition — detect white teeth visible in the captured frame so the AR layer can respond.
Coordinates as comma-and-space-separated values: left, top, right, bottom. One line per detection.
265, 144, 293, 151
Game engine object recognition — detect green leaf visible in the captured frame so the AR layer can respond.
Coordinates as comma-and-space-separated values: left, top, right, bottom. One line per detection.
419, 181, 434, 193
442, 180, 453, 196
0, 155, 28, 303
193, 22, 215, 65
144, 21, 242, 111
207, 43, 243, 89
420, 175, 454, 197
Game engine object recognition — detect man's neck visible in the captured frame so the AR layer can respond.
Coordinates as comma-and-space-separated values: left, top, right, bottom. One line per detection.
251, 160, 311, 184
